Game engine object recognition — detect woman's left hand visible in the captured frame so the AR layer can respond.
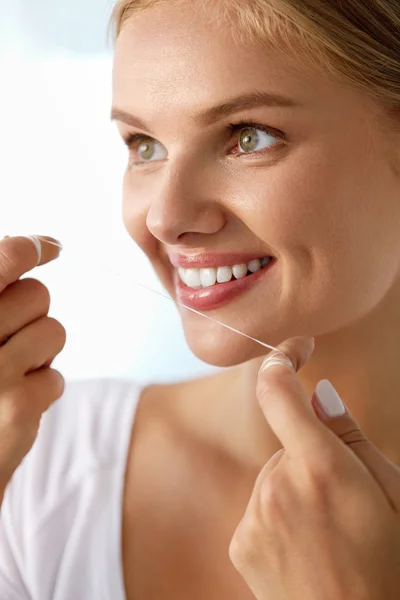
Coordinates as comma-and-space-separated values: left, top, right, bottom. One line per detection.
229, 337, 400, 600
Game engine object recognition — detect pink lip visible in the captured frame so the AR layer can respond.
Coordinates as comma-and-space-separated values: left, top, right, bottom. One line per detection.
175, 258, 276, 311
168, 252, 271, 269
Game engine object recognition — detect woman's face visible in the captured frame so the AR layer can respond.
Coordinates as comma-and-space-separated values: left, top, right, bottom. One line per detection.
112, 2, 400, 366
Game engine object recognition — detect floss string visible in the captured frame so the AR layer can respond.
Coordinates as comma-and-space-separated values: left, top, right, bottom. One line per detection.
35, 236, 281, 354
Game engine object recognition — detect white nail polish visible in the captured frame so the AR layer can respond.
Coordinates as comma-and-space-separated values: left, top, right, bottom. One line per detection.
315, 379, 346, 417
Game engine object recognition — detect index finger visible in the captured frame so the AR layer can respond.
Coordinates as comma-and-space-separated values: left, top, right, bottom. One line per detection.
256, 337, 326, 456
0, 235, 62, 292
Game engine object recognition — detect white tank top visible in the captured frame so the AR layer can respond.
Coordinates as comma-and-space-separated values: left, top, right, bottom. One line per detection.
0, 378, 143, 599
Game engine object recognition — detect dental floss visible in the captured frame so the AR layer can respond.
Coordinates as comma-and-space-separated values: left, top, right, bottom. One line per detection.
25, 236, 42, 266
35, 236, 281, 354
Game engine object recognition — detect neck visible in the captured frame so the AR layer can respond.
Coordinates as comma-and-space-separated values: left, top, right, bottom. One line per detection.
211, 284, 400, 470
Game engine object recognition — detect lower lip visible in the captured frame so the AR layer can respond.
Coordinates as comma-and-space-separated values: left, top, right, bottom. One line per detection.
175, 260, 276, 311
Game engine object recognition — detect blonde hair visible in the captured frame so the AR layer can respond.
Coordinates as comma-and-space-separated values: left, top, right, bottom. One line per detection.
110, 0, 400, 115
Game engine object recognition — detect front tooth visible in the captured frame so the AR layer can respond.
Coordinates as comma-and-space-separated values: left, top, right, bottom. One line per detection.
185, 268, 202, 288
200, 268, 217, 287
248, 258, 261, 273
232, 264, 248, 279
217, 266, 233, 283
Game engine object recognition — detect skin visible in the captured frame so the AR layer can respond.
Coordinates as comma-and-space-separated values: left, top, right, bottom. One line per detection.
110, 2, 400, 597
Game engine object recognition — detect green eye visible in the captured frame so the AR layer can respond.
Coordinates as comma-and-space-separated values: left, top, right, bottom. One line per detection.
239, 128, 258, 153
138, 139, 156, 161
238, 127, 278, 154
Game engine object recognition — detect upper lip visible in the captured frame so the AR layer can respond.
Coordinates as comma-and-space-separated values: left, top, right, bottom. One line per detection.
168, 252, 272, 269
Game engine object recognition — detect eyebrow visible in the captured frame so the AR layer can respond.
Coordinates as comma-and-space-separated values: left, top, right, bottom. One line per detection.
110, 90, 300, 132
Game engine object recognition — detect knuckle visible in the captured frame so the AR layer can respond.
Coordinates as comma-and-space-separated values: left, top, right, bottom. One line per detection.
40, 317, 66, 348
228, 535, 248, 568
46, 318, 67, 350
47, 369, 65, 400
229, 520, 258, 568
228, 534, 241, 564
22, 278, 51, 312
340, 428, 368, 448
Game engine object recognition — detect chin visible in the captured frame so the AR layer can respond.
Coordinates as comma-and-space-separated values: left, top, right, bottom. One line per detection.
179, 311, 298, 367
188, 338, 260, 368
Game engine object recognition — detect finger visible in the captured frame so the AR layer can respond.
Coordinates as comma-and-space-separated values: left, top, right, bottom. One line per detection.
312, 384, 400, 511
22, 367, 65, 416
0, 367, 65, 427
256, 336, 327, 456
0, 236, 62, 292
0, 317, 67, 380
0, 278, 51, 345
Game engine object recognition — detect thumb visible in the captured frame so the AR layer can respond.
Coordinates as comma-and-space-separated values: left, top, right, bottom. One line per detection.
313, 380, 400, 511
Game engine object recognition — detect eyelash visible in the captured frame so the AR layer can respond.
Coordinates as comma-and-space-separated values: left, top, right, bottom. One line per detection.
123, 120, 285, 167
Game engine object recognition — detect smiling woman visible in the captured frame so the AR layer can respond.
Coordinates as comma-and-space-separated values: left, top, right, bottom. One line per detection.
0, 1, 400, 600
111, 0, 400, 369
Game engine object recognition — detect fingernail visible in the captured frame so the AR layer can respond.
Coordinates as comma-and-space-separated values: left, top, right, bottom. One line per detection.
315, 379, 346, 417
2, 236, 10, 240
259, 350, 294, 374
54, 239, 63, 252
34, 236, 63, 252
52, 238, 63, 250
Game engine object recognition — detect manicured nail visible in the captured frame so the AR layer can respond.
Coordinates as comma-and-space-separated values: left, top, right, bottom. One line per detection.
315, 379, 346, 417
52, 239, 63, 252
34, 236, 63, 252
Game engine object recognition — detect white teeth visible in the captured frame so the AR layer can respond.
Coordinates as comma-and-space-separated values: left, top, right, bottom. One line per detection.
177, 257, 271, 289
232, 264, 248, 279
185, 268, 202, 288
217, 266, 233, 283
200, 268, 217, 287
247, 258, 261, 273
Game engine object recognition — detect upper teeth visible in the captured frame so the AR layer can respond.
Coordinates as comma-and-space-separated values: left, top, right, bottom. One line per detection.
178, 257, 271, 289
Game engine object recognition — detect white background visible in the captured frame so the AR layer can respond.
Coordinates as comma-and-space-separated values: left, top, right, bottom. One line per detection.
0, 0, 218, 384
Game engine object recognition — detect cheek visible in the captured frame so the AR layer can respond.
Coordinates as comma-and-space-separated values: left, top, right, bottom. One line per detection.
234, 139, 383, 262
230, 144, 400, 329
232, 149, 342, 257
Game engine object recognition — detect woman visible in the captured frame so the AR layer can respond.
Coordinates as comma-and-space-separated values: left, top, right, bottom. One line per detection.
0, 0, 399, 598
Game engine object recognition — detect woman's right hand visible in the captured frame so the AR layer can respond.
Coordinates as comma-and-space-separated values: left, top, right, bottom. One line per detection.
0, 235, 66, 502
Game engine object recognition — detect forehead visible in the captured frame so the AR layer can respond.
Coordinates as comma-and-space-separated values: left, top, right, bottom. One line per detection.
113, 4, 315, 106
111, 2, 375, 127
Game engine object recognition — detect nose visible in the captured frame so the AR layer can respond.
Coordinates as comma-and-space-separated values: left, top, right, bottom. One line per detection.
146, 162, 226, 245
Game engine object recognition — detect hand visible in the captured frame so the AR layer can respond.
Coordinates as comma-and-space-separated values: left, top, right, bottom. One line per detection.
0, 235, 66, 501
229, 337, 400, 600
